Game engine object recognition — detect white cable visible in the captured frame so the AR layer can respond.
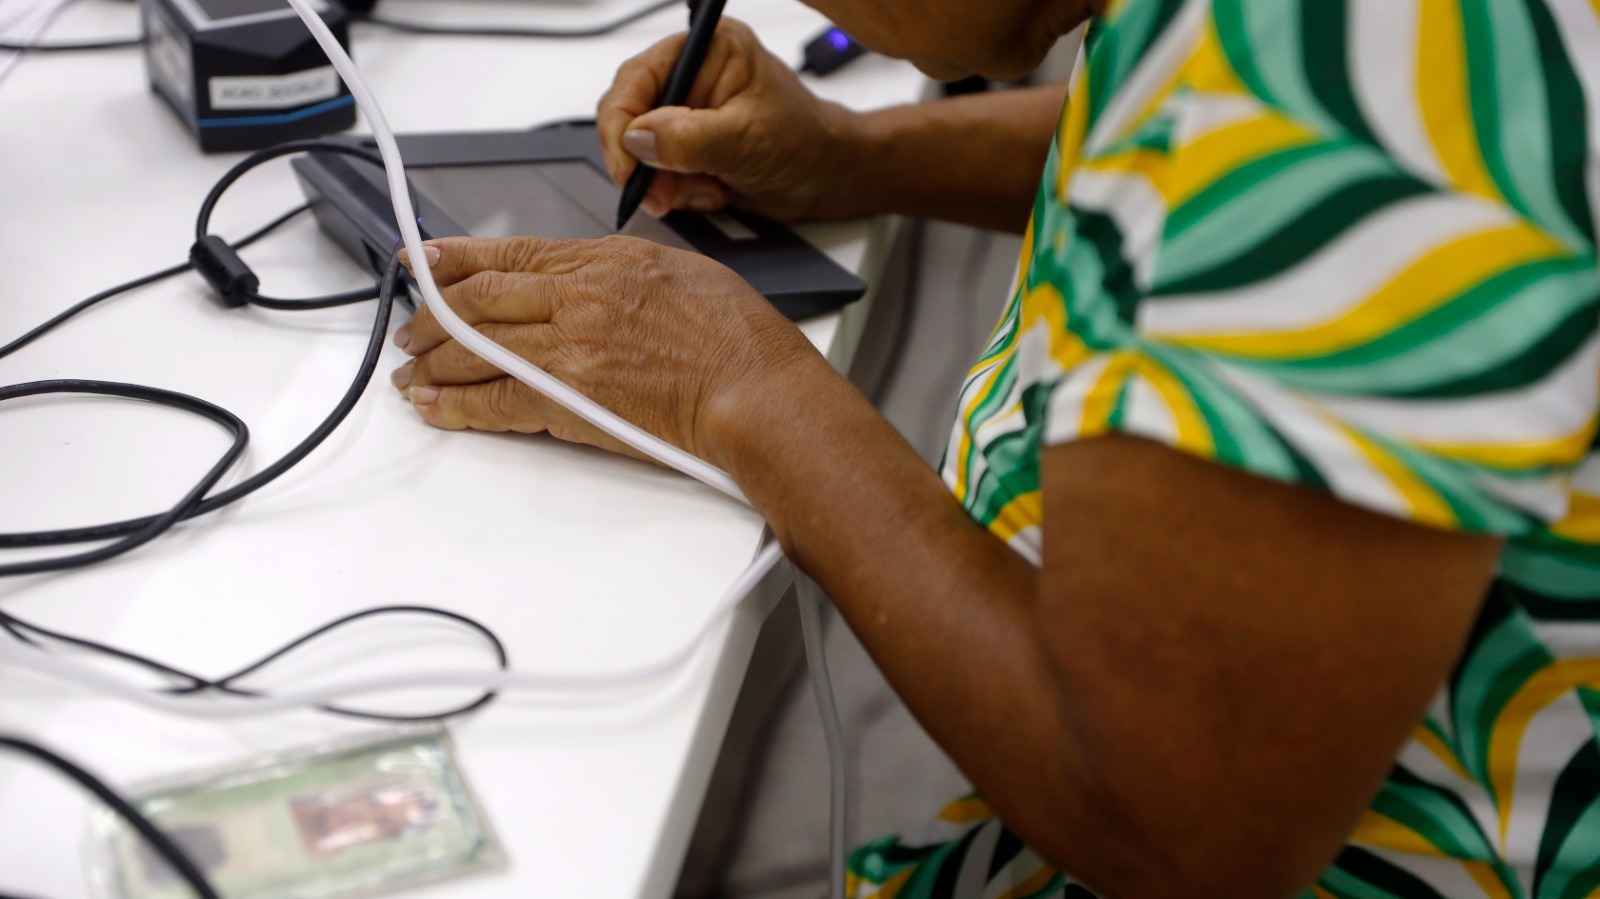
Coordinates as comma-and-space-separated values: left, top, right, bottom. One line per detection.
0, 542, 785, 717
287, 0, 748, 505
798, 574, 849, 899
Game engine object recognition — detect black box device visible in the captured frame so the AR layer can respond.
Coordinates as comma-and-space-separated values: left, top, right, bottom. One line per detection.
139, 0, 355, 153
292, 122, 868, 321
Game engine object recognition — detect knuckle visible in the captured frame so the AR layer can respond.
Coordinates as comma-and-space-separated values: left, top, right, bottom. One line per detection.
503, 237, 548, 272
484, 379, 521, 424
618, 52, 648, 78
595, 233, 633, 254
462, 270, 505, 309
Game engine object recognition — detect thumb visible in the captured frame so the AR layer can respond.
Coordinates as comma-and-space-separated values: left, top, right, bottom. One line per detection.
622, 105, 746, 176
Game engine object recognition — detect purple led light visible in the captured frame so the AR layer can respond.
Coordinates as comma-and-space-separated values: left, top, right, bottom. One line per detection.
828, 29, 849, 51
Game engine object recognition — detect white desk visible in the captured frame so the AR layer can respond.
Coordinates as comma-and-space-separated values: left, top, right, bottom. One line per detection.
0, 1, 924, 895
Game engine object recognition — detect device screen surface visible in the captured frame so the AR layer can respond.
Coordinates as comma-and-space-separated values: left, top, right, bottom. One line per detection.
406, 162, 697, 252
190, 0, 302, 20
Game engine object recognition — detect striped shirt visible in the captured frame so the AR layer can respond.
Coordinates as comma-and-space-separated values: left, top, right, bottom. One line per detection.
850, 1, 1600, 896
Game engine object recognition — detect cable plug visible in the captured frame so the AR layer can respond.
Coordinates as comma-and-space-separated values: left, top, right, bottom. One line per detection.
190, 235, 259, 308
799, 27, 866, 76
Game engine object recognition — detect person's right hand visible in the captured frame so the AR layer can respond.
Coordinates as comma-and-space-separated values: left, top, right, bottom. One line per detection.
597, 19, 866, 222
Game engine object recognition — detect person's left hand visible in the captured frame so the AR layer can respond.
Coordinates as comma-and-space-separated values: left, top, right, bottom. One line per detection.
388, 235, 827, 469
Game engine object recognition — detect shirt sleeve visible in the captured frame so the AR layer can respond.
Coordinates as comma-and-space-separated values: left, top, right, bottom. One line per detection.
1031, 11, 1600, 537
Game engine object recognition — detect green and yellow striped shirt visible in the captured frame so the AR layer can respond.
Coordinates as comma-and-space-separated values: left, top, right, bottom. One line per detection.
852, 0, 1600, 896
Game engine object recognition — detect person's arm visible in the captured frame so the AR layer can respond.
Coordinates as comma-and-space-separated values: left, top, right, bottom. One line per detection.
701, 373, 1500, 898
843, 85, 1064, 232
391, 235, 1500, 897
596, 19, 1063, 234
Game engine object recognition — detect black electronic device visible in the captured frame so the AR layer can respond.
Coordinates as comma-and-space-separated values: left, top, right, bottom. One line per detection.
291, 121, 868, 321
800, 26, 868, 76
138, 0, 356, 153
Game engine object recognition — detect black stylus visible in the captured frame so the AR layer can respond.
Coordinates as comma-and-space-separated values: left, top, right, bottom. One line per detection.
615, 0, 729, 229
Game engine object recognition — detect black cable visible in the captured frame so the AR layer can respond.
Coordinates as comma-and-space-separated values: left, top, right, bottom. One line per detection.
0, 241, 399, 554
2, 139, 509, 720
0, 735, 220, 899
351, 0, 678, 39
3, 603, 510, 723
0, 35, 142, 52
0, 382, 247, 578
0, 203, 311, 361
0, 250, 396, 549
194, 141, 388, 311
3, 143, 397, 552
248, 285, 379, 309
195, 142, 383, 244
1, 253, 510, 722
0, 0, 681, 54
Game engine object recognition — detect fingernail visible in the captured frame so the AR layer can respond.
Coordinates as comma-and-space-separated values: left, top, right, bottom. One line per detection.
412, 386, 440, 406
642, 196, 668, 217
393, 322, 412, 350
398, 246, 441, 268
687, 192, 719, 213
622, 129, 659, 163
390, 359, 414, 391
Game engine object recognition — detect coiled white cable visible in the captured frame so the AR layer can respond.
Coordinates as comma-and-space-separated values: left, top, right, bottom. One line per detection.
0, 541, 786, 715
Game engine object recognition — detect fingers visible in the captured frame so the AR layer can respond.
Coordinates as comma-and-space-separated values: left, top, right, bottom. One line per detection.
621, 105, 750, 178
407, 378, 655, 463
391, 321, 556, 396
598, 30, 688, 183
666, 173, 732, 214
400, 235, 589, 289
634, 171, 731, 217
396, 269, 561, 358
597, 19, 761, 185
409, 376, 544, 434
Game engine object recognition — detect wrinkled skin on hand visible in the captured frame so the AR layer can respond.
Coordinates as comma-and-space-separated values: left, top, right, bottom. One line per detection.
596, 18, 864, 222
391, 235, 833, 469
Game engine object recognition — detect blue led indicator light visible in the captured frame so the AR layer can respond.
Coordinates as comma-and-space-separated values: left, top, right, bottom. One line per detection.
828, 29, 849, 51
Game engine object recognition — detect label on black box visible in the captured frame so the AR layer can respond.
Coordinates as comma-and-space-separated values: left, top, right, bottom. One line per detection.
209, 66, 339, 110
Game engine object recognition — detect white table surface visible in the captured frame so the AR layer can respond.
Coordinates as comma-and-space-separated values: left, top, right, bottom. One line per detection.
0, 1, 924, 895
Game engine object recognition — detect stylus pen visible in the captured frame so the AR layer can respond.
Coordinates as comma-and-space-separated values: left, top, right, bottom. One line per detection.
615, 0, 729, 229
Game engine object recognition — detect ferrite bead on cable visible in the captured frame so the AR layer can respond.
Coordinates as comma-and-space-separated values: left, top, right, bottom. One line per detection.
190, 235, 259, 308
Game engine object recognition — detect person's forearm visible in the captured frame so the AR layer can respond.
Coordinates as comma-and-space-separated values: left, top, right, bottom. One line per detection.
704, 369, 1113, 879
833, 83, 1066, 233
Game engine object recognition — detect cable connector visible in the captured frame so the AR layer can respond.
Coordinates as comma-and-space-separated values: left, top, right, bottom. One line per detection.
190, 235, 258, 307
799, 27, 866, 76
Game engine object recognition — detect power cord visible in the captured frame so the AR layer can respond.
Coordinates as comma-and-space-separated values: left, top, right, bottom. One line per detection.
2, 144, 510, 724
2, 239, 495, 899
0, 735, 220, 899
0, 35, 141, 51
0, 380, 247, 577
190, 140, 387, 310
0, 203, 309, 360
5, 146, 388, 554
